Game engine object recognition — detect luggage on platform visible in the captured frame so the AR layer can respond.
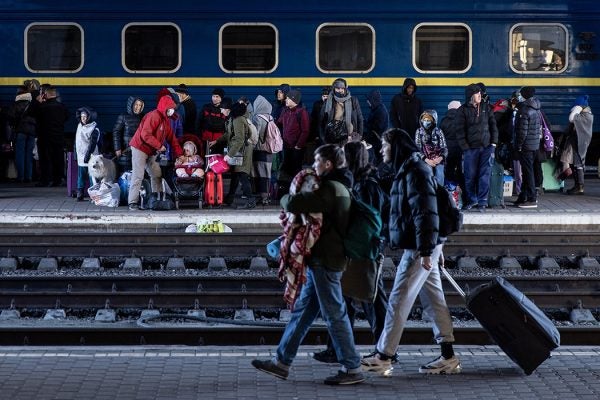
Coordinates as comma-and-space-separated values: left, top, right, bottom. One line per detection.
441, 267, 560, 375
204, 170, 223, 207
488, 159, 505, 208
541, 159, 564, 192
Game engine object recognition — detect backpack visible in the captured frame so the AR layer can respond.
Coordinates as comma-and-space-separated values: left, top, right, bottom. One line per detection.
436, 183, 463, 237
256, 114, 283, 153
540, 113, 554, 153
246, 117, 259, 146
343, 193, 383, 261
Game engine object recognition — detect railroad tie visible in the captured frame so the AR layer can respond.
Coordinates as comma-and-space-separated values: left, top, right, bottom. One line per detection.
0, 257, 17, 271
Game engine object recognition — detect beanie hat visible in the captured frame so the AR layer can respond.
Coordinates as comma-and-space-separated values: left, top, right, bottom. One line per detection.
447, 100, 461, 110
332, 78, 347, 89
277, 84, 290, 95
175, 84, 189, 95
520, 86, 536, 99
321, 86, 330, 95
212, 88, 225, 98
287, 89, 302, 105
573, 95, 589, 108
220, 97, 233, 110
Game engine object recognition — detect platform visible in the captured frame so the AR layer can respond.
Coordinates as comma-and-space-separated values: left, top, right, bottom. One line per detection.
0, 344, 598, 400
0, 177, 600, 232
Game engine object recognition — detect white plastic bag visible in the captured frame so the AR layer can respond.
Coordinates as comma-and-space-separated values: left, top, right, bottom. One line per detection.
88, 182, 120, 207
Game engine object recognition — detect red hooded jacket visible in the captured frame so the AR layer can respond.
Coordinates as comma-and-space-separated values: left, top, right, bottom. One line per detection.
130, 95, 183, 157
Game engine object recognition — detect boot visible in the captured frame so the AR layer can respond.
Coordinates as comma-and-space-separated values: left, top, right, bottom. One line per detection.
76, 189, 84, 201
567, 168, 584, 195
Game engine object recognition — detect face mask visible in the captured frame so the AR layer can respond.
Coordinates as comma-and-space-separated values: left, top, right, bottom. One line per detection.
166, 108, 175, 117
422, 120, 432, 129
517, 95, 525, 103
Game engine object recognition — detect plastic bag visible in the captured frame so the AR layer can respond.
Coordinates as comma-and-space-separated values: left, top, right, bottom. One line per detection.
88, 182, 120, 207
196, 218, 232, 233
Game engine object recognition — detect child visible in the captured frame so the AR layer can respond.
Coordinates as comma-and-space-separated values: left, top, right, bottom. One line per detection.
415, 110, 448, 186
175, 140, 204, 178
74, 107, 101, 201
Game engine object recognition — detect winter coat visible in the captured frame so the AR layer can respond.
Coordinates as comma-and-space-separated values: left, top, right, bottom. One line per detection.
280, 171, 352, 272
570, 106, 594, 163
252, 95, 273, 144
74, 107, 100, 167
180, 97, 197, 134
199, 103, 226, 140
277, 105, 310, 149
515, 97, 542, 152
320, 94, 364, 141
389, 78, 423, 136
36, 97, 69, 142
112, 96, 144, 167
217, 103, 253, 175
455, 84, 499, 150
365, 89, 389, 144
415, 110, 448, 161
7, 95, 36, 137
440, 108, 462, 150
129, 96, 183, 158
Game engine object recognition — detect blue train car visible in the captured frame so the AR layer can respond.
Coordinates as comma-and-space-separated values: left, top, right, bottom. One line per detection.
0, 0, 598, 161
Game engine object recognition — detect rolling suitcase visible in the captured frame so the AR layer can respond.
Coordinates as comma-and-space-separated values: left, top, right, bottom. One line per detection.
66, 152, 89, 197
441, 267, 560, 375
203, 171, 223, 207
488, 159, 505, 208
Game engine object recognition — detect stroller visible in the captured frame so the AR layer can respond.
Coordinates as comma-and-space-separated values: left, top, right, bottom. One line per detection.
172, 134, 204, 209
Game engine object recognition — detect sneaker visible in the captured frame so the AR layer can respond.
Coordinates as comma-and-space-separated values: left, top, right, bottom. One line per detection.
361, 352, 393, 374
128, 203, 139, 211
518, 200, 538, 209
477, 204, 486, 213
418, 355, 462, 374
251, 359, 289, 380
324, 370, 365, 385
462, 203, 477, 211
313, 348, 338, 364
363, 350, 400, 364
512, 197, 526, 206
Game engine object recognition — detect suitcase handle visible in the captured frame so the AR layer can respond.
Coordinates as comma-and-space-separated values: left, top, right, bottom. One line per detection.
440, 266, 466, 299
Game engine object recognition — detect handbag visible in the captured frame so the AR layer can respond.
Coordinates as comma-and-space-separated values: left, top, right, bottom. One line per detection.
324, 119, 348, 144
146, 179, 175, 211
206, 154, 230, 174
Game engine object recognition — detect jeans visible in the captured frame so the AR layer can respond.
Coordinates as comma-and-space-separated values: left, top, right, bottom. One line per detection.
276, 266, 361, 373
14, 133, 35, 181
377, 245, 454, 357
432, 164, 445, 186
77, 166, 90, 190
463, 145, 494, 206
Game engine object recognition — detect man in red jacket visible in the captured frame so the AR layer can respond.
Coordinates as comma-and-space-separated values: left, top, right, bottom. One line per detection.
128, 95, 183, 210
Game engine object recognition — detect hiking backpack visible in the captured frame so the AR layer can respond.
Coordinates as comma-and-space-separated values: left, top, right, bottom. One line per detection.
343, 193, 383, 261
245, 117, 259, 146
256, 114, 283, 153
436, 183, 463, 237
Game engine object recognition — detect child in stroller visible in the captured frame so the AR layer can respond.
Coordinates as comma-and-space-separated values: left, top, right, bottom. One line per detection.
172, 134, 204, 208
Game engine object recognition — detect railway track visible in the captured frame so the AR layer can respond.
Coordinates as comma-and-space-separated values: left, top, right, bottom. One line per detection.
0, 232, 599, 346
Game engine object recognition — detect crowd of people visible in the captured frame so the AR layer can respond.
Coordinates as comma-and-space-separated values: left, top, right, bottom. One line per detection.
0, 78, 594, 211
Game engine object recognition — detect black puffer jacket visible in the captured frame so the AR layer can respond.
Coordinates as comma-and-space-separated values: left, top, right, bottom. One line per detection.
455, 84, 499, 150
112, 96, 144, 168
440, 108, 461, 150
7, 99, 36, 137
387, 130, 438, 256
515, 97, 542, 152
389, 78, 423, 136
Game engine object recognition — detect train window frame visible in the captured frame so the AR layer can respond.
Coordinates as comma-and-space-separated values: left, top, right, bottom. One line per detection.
25, 22, 84, 74
509, 23, 568, 74
122, 22, 182, 74
219, 23, 278, 74
412, 23, 472, 74
315, 23, 376, 74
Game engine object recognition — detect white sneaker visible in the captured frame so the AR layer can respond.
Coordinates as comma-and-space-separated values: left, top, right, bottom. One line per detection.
361, 353, 393, 376
418, 355, 462, 374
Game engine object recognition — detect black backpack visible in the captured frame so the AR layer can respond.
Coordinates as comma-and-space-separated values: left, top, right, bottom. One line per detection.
436, 183, 463, 237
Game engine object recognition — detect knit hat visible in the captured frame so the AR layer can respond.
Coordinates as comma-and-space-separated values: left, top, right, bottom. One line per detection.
447, 100, 461, 110
321, 86, 330, 95
212, 88, 225, 98
573, 95, 589, 108
332, 78, 347, 89
175, 84, 189, 95
520, 86, 536, 99
220, 97, 233, 110
287, 89, 302, 105
277, 84, 290, 95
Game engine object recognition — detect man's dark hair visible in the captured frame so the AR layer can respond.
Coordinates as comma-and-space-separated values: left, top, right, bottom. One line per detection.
344, 141, 368, 177
314, 144, 346, 169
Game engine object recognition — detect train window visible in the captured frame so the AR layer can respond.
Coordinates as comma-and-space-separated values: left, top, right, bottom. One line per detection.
25, 23, 83, 73
510, 24, 567, 73
123, 23, 181, 73
413, 24, 471, 73
316, 23, 375, 73
219, 24, 278, 73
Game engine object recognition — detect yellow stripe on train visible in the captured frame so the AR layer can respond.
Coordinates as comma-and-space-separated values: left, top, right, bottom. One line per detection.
0, 77, 599, 87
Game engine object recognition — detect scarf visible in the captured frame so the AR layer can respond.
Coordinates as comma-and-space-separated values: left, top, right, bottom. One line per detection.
324, 90, 354, 134
277, 169, 323, 309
